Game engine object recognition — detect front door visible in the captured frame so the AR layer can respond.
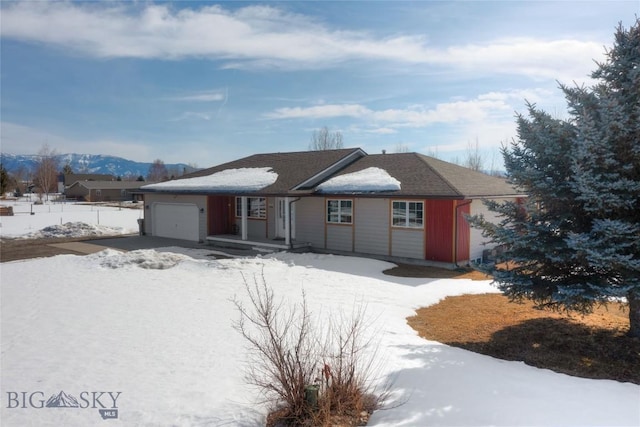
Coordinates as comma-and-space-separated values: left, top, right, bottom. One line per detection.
208, 196, 234, 235
275, 198, 295, 240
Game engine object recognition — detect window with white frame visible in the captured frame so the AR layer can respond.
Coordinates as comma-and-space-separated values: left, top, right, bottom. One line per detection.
235, 197, 267, 219
326, 199, 353, 224
392, 200, 423, 228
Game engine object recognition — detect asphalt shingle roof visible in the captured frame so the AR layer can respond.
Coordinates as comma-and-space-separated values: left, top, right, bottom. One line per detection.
143, 148, 521, 198
167, 148, 366, 194
315, 153, 520, 198
69, 181, 148, 190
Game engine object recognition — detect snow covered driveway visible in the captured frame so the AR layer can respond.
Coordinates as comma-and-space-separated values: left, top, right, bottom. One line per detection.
1, 250, 639, 426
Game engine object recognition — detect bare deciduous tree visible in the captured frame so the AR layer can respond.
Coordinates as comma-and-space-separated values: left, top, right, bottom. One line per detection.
309, 127, 344, 151
147, 159, 169, 182
393, 143, 410, 153
12, 165, 29, 195
464, 138, 484, 172
488, 147, 505, 177
34, 144, 58, 201
425, 147, 440, 159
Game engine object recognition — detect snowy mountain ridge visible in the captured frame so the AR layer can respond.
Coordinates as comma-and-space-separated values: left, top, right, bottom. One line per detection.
0, 153, 197, 178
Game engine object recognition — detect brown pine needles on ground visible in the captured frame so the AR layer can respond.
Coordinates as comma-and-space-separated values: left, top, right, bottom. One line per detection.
406, 293, 639, 384
384, 264, 639, 384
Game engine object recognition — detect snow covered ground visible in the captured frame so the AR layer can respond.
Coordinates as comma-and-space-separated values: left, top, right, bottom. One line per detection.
1, 201, 639, 426
0, 197, 141, 238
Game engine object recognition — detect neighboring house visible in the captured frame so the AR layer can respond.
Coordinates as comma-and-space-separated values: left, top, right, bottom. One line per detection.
66, 181, 147, 202
141, 148, 522, 266
63, 174, 115, 186
59, 173, 115, 193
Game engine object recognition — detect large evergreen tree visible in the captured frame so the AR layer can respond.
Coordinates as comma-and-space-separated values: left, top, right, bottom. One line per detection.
471, 20, 640, 337
0, 163, 9, 195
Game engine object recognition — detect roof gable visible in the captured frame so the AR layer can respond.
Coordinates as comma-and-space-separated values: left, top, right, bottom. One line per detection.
64, 174, 114, 186
315, 153, 520, 198
416, 154, 520, 197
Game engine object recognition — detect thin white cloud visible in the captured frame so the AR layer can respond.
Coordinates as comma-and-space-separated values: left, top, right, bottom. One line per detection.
265, 104, 371, 120
265, 92, 521, 127
368, 127, 397, 135
170, 112, 212, 122
1, 2, 606, 81
438, 38, 604, 83
169, 91, 226, 102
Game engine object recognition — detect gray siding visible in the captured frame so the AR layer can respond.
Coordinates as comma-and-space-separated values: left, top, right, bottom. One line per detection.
294, 198, 325, 248
244, 219, 267, 239
354, 198, 389, 256
391, 228, 424, 259
143, 194, 207, 241
470, 198, 515, 262
266, 197, 276, 239
326, 225, 353, 252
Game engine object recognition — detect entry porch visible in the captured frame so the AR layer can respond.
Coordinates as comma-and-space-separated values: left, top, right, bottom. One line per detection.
206, 234, 310, 251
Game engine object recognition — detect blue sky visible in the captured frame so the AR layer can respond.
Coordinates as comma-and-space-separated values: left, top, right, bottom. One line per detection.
1, 1, 638, 169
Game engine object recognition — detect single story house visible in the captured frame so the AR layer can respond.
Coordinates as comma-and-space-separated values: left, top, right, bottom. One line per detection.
62, 173, 115, 186
66, 181, 147, 202
59, 173, 115, 193
141, 148, 521, 266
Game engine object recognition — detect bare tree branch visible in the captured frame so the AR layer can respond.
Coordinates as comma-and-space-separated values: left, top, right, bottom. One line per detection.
34, 144, 58, 201
309, 127, 344, 151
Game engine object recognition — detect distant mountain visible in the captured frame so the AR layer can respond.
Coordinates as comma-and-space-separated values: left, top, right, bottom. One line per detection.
0, 153, 198, 178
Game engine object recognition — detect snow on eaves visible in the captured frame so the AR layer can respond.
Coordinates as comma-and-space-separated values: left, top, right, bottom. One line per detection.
316, 167, 401, 193
142, 167, 278, 192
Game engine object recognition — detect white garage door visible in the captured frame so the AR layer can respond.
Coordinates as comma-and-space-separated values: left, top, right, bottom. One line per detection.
152, 203, 199, 241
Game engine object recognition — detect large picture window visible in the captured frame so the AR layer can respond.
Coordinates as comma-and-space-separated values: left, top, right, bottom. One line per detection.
236, 197, 266, 219
327, 199, 353, 224
392, 201, 423, 228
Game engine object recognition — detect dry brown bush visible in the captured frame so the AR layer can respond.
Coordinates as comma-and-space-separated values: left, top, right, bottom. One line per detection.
232, 273, 387, 426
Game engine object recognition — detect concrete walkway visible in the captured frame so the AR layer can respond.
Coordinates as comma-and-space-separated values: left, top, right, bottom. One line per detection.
80, 235, 272, 257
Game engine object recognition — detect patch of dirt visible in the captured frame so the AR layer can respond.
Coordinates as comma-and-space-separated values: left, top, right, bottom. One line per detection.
408, 293, 640, 384
383, 263, 490, 280
0, 237, 93, 262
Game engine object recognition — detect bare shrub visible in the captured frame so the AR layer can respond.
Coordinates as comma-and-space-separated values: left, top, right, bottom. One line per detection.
313, 303, 382, 424
232, 272, 316, 423
232, 272, 388, 426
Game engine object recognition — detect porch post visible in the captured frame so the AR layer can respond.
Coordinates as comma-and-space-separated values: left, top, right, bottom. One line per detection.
241, 196, 248, 241
284, 197, 291, 246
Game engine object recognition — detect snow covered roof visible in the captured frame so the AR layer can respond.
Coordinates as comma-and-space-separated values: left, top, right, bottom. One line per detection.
141, 149, 366, 195
140, 148, 520, 198
141, 167, 278, 193
321, 153, 522, 198
316, 167, 401, 193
